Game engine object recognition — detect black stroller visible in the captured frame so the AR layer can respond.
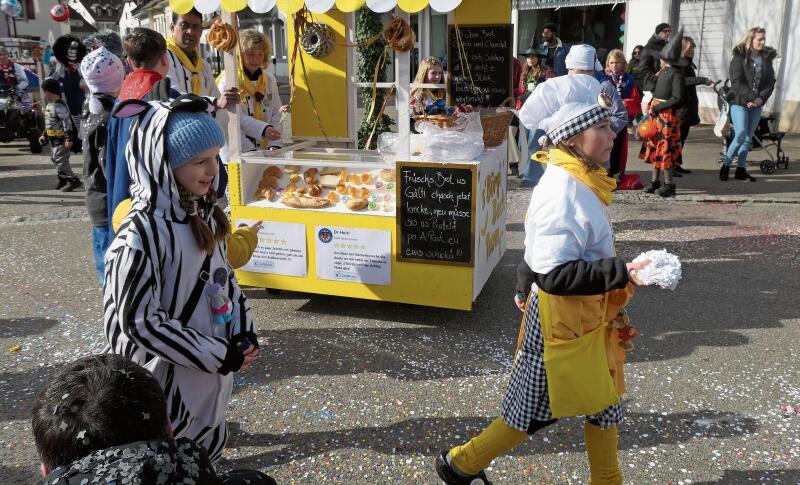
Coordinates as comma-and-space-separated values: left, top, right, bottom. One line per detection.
713, 80, 790, 174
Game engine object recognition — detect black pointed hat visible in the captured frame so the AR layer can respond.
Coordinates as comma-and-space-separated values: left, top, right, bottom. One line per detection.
660, 26, 688, 67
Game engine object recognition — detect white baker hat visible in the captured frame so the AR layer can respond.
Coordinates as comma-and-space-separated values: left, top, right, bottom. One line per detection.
565, 43, 603, 71
520, 74, 612, 146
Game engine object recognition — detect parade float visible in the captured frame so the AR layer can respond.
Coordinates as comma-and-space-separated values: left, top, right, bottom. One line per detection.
170, 0, 513, 310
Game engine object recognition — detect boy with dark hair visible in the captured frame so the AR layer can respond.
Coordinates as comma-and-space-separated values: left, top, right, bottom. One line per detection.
39, 78, 83, 192
32, 354, 276, 484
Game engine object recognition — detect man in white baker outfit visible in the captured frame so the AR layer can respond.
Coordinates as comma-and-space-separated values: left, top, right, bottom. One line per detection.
167, 8, 238, 109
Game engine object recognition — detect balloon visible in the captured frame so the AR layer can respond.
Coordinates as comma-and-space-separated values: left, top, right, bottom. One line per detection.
276, 0, 304, 14
2, 0, 23, 18
398, 0, 428, 12
306, 0, 336, 12
429, 0, 461, 12
168, 0, 194, 14
195, 0, 221, 14
365, 0, 396, 12
248, 0, 276, 13
335, 0, 365, 11
220, 0, 248, 11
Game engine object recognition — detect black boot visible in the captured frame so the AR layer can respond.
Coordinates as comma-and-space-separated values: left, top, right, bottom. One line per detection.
734, 167, 756, 182
643, 180, 661, 193
719, 165, 730, 181
656, 183, 676, 197
61, 177, 84, 192
435, 451, 493, 485
55, 177, 69, 190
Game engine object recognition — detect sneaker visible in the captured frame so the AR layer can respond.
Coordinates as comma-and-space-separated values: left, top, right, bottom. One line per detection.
656, 183, 676, 197
719, 165, 730, 181
734, 167, 756, 182
674, 165, 692, 174
435, 451, 493, 485
61, 178, 84, 192
643, 180, 661, 193
55, 178, 69, 190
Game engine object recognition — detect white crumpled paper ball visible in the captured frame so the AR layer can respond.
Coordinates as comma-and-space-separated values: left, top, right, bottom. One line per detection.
632, 249, 682, 290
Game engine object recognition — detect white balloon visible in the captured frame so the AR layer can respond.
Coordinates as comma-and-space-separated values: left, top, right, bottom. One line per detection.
248, 0, 276, 13
195, 0, 221, 14
366, 0, 397, 12
305, 0, 336, 13
429, 0, 461, 12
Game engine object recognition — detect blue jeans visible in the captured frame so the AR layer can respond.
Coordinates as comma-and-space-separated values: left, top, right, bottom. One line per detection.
724, 104, 763, 167
522, 128, 546, 187
92, 225, 114, 283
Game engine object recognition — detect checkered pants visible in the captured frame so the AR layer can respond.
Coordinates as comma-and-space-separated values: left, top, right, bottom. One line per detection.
500, 290, 624, 431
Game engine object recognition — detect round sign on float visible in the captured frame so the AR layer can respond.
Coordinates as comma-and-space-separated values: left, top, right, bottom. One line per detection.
248, 0, 277, 13
306, 0, 336, 12
220, 0, 248, 11
429, 0, 461, 12
195, 0, 221, 13
168, 0, 195, 14
366, 0, 397, 12
276, 0, 304, 14
335, 0, 366, 12
398, 0, 428, 12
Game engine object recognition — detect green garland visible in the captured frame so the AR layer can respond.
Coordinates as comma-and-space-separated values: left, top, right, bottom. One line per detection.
356, 8, 394, 150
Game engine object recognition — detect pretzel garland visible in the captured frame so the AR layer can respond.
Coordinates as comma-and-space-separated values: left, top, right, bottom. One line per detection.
208, 18, 238, 52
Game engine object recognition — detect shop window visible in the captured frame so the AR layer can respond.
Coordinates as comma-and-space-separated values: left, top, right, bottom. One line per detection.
23, 0, 35, 19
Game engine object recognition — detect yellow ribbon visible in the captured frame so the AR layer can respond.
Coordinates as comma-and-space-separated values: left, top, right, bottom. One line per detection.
167, 37, 203, 95
533, 149, 617, 206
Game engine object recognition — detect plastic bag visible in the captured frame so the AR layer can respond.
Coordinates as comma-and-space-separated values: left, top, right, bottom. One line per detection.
414, 119, 485, 162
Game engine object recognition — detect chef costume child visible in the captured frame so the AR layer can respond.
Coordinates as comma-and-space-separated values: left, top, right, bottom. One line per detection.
435, 74, 646, 485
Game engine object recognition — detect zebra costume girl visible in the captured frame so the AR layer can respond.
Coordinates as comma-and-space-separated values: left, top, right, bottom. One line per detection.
103, 95, 257, 463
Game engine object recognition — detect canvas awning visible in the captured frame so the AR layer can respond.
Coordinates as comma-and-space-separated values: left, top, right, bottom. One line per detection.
168, 0, 463, 15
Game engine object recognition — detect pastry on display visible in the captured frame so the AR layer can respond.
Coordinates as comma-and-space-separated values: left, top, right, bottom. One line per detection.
281, 195, 333, 209
320, 174, 341, 188
254, 187, 274, 201
307, 184, 323, 197
379, 169, 396, 182
348, 173, 361, 185
326, 192, 339, 203
345, 197, 368, 211
258, 175, 278, 189
360, 173, 372, 184
348, 186, 370, 198
335, 183, 347, 194
320, 167, 342, 176
284, 165, 301, 174
303, 168, 319, 184
264, 166, 282, 178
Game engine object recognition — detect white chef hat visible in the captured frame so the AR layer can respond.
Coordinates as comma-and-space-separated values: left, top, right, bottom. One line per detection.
565, 43, 603, 72
519, 74, 612, 147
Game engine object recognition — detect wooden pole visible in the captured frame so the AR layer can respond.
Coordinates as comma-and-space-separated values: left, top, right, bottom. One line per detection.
220, 10, 242, 162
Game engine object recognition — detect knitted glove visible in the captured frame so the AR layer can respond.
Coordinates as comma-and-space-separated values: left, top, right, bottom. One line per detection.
218, 331, 260, 375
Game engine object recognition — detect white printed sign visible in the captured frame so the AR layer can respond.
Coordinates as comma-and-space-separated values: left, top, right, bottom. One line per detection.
315, 226, 391, 285
236, 220, 307, 277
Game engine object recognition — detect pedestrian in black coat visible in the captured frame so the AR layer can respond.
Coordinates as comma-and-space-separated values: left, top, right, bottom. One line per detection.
639, 23, 672, 92
675, 36, 713, 174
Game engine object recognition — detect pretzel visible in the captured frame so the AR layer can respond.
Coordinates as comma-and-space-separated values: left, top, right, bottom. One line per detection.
208, 18, 238, 52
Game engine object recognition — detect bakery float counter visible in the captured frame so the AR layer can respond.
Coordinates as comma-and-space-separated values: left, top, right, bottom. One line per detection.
228, 144, 507, 310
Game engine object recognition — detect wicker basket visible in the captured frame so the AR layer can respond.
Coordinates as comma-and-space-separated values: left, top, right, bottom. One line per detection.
413, 114, 460, 129
480, 111, 515, 148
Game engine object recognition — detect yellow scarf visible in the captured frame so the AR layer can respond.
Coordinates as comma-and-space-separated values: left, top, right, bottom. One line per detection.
532, 149, 616, 206
217, 65, 269, 148
167, 37, 203, 95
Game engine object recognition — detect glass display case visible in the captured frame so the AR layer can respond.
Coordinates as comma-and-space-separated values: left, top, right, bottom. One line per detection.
239, 147, 398, 216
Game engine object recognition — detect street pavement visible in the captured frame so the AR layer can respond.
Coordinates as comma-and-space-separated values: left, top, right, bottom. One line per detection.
1, 129, 799, 484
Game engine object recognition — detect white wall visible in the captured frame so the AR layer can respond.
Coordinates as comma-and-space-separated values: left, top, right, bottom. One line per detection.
624, 0, 672, 57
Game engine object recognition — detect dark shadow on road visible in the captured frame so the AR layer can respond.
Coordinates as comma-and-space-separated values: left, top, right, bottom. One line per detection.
694, 469, 800, 484
0, 163, 50, 172
220, 409, 758, 469
614, 218, 736, 232
0, 174, 84, 193
0, 364, 59, 421
0, 317, 59, 338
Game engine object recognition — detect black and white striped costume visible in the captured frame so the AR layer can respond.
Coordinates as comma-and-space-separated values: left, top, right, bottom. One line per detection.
103, 97, 254, 463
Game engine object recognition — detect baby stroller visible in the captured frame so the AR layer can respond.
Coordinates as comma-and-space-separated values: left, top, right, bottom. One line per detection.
713, 80, 790, 174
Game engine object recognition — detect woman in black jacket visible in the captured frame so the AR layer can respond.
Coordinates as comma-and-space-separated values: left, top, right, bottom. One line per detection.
675, 36, 713, 175
720, 27, 777, 182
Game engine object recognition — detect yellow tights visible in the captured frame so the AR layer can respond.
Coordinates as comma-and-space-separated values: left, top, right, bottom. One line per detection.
448, 418, 622, 484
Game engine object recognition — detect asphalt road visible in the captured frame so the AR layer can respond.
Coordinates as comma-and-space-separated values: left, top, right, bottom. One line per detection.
1, 133, 799, 484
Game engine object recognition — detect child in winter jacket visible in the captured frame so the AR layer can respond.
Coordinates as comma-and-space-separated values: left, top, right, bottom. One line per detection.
79, 46, 125, 281
40, 79, 83, 192
104, 94, 259, 464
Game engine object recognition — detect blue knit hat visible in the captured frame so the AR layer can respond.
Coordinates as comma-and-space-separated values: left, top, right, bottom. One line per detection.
166, 111, 226, 169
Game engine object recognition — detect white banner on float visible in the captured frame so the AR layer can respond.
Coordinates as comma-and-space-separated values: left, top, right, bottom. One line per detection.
315, 226, 391, 285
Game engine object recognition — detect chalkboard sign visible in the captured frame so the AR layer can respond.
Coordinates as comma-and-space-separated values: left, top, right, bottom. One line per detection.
448, 24, 513, 107
397, 162, 477, 266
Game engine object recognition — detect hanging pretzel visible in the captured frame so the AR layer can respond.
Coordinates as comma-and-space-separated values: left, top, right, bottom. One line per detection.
383, 17, 415, 53
208, 18, 238, 52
